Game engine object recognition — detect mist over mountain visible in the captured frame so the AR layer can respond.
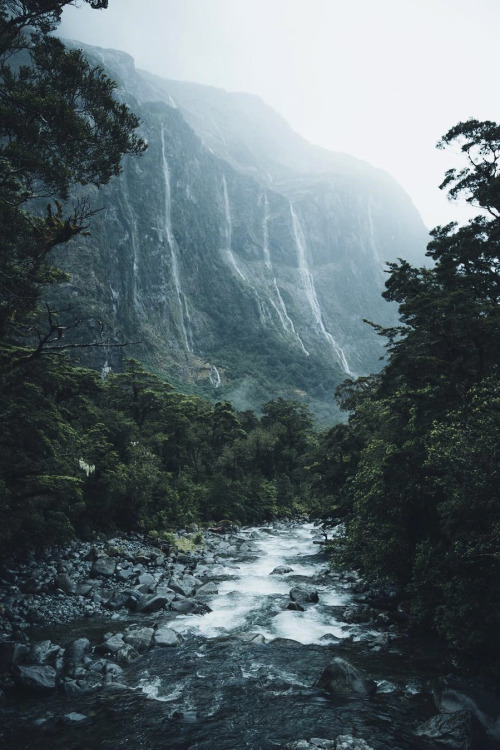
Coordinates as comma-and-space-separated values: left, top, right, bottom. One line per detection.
54, 42, 428, 422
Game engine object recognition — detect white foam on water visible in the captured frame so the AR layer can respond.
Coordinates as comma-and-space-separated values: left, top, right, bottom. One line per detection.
263, 610, 350, 645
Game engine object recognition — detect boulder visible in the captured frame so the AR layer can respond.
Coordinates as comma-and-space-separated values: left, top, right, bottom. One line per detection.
137, 573, 156, 591
0, 642, 29, 665
91, 556, 116, 578
13, 665, 57, 691
30, 640, 61, 665
195, 582, 219, 595
135, 594, 170, 613
287, 602, 305, 612
154, 626, 183, 647
342, 604, 374, 624
415, 710, 486, 749
316, 658, 376, 696
96, 634, 125, 655
168, 577, 193, 598
123, 627, 155, 653
63, 638, 91, 665
171, 599, 211, 615
116, 644, 140, 665
290, 584, 319, 605
63, 712, 87, 724
54, 573, 77, 594
336, 737, 374, 750
270, 565, 294, 575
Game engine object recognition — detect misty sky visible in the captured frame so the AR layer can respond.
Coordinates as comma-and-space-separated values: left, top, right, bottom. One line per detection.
59, 0, 500, 229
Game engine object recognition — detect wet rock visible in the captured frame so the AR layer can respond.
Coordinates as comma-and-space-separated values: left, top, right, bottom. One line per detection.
270, 565, 294, 575
171, 599, 211, 615
116, 644, 140, 664
123, 626, 155, 653
415, 710, 486, 749
154, 626, 182, 647
136, 594, 170, 613
75, 583, 94, 596
335, 737, 374, 750
287, 601, 305, 611
64, 637, 91, 666
54, 573, 77, 594
342, 604, 374, 624
195, 582, 219, 595
285, 741, 335, 749
63, 712, 87, 724
137, 573, 156, 590
436, 684, 500, 740
168, 577, 193, 597
91, 556, 116, 578
104, 662, 124, 682
13, 665, 57, 691
96, 634, 125, 655
0, 641, 29, 665
316, 658, 376, 696
290, 584, 319, 605
30, 640, 62, 665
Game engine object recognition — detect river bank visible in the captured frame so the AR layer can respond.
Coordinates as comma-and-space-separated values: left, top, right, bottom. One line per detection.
1, 523, 499, 749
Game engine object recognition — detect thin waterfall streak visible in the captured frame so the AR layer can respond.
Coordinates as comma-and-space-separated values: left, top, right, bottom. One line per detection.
222, 175, 245, 280
290, 205, 353, 375
161, 124, 192, 352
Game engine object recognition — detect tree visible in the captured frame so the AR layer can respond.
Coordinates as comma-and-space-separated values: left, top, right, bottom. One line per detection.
0, 0, 146, 354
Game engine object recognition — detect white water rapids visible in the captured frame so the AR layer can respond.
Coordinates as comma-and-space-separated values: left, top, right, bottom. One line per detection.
166, 524, 355, 644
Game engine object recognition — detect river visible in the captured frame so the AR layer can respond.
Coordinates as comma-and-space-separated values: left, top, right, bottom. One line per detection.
2, 523, 497, 749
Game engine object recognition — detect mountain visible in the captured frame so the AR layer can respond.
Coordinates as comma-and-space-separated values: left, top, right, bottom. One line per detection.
51, 42, 429, 423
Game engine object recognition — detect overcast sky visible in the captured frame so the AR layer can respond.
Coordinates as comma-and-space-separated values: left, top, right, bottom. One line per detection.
59, 0, 500, 229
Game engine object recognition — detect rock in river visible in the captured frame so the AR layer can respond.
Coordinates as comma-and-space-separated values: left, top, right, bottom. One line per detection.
316, 658, 376, 696
289, 584, 319, 604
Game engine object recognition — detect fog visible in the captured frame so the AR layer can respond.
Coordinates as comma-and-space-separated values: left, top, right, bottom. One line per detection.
59, 0, 500, 229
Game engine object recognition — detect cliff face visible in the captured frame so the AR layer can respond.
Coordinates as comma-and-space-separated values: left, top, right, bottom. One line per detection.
52, 42, 428, 422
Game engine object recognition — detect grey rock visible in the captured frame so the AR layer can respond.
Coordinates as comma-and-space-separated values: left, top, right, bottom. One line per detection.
287, 602, 305, 612
30, 640, 61, 665
13, 665, 57, 691
0, 641, 29, 665
63, 712, 87, 723
270, 565, 294, 575
116, 644, 140, 664
137, 573, 156, 590
335, 737, 374, 750
54, 573, 77, 594
342, 604, 374, 624
415, 710, 486, 749
64, 638, 91, 664
96, 634, 125, 654
316, 658, 376, 696
290, 584, 319, 604
136, 594, 170, 613
123, 626, 155, 653
91, 556, 116, 577
171, 599, 211, 615
154, 626, 182, 647
195, 582, 219, 595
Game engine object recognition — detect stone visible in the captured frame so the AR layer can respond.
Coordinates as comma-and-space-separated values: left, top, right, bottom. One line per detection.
335, 737, 374, 750
154, 626, 182, 647
30, 640, 61, 665
195, 582, 219, 595
96, 634, 125, 655
290, 584, 319, 604
54, 573, 77, 594
63, 638, 91, 666
342, 604, 374, 624
136, 594, 170, 613
116, 644, 140, 665
171, 599, 211, 615
91, 556, 116, 577
270, 565, 294, 575
415, 710, 486, 749
316, 658, 377, 696
168, 577, 193, 597
287, 601, 305, 611
0, 641, 29, 665
123, 627, 155, 653
13, 665, 57, 691
137, 573, 156, 590
63, 712, 87, 723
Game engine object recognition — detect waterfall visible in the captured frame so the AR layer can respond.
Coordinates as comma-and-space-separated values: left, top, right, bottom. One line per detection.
209, 365, 222, 388
121, 178, 140, 310
290, 205, 354, 376
222, 175, 245, 280
263, 192, 309, 356
161, 124, 193, 352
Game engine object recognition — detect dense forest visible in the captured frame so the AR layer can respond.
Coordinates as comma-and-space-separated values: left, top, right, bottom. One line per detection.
1, 1, 499, 677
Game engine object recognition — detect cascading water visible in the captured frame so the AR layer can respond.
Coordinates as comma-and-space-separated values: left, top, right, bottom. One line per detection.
263, 192, 309, 356
209, 365, 221, 388
161, 124, 193, 352
222, 175, 246, 281
291, 205, 354, 376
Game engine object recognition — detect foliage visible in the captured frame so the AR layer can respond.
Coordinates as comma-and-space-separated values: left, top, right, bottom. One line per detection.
310, 119, 500, 675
